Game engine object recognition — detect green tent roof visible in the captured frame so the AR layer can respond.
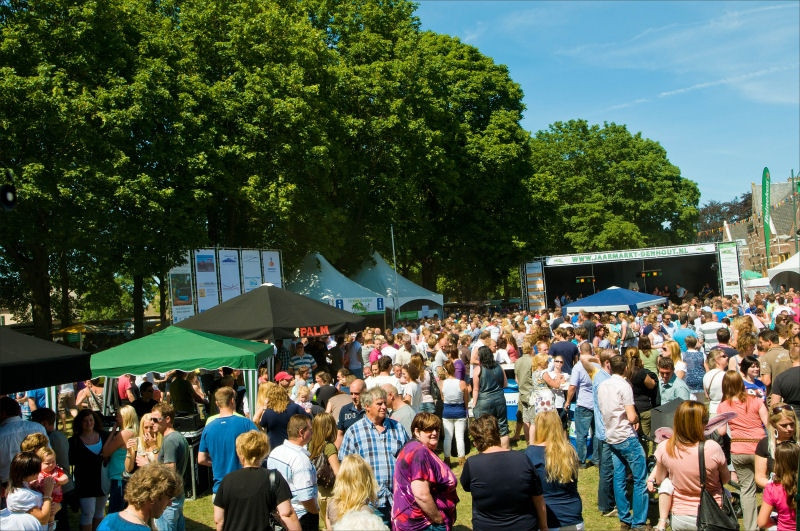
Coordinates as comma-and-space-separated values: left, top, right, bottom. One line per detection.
90, 326, 272, 378
741, 270, 763, 280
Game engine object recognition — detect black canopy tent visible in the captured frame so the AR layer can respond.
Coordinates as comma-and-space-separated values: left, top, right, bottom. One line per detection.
175, 284, 366, 340
0, 327, 92, 395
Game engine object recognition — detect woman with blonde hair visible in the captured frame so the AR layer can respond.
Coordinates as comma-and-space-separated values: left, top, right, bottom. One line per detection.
716, 370, 769, 531
258, 382, 307, 450
660, 340, 686, 380
308, 413, 340, 522
525, 409, 583, 530
213, 430, 300, 531
325, 454, 380, 530
102, 405, 139, 512
755, 403, 799, 488
127, 412, 163, 473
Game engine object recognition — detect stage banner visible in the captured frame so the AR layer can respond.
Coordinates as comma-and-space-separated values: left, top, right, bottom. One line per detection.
168, 253, 195, 323
525, 261, 547, 311
194, 249, 220, 312
261, 250, 283, 287
241, 249, 263, 292
718, 242, 742, 298
218, 249, 242, 302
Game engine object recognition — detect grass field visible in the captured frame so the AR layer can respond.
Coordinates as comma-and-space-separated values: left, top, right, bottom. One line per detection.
59, 420, 750, 530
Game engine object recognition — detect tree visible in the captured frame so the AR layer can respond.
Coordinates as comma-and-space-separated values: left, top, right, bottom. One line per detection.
697, 192, 752, 234
526, 120, 700, 254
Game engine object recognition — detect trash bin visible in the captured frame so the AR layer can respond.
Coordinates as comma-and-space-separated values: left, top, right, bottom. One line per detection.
504, 379, 519, 421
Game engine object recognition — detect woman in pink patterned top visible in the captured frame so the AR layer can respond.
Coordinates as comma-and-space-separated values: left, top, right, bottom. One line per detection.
392, 412, 458, 531
716, 370, 769, 531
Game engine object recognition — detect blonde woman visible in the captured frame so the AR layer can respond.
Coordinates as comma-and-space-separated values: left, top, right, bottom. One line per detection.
325, 454, 380, 530
213, 430, 301, 531
102, 405, 138, 513
660, 340, 686, 380
309, 413, 340, 522
128, 412, 163, 473
525, 409, 583, 530
251, 382, 272, 430
258, 382, 307, 450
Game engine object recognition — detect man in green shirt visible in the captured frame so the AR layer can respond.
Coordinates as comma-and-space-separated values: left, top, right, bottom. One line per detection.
657, 357, 691, 403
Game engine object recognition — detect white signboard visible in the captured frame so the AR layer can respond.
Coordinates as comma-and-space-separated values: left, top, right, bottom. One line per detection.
241, 249, 263, 292
168, 253, 195, 323
718, 242, 742, 298
218, 249, 242, 302
261, 250, 282, 287
546, 244, 717, 266
194, 249, 220, 312
334, 297, 385, 315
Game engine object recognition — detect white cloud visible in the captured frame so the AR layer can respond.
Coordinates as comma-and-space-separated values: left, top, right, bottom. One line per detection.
558, 2, 799, 105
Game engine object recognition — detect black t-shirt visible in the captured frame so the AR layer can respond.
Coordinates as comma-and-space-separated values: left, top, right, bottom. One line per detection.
631, 368, 658, 412
460, 450, 543, 531
755, 437, 773, 474
549, 341, 579, 374
772, 366, 800, 416
314, 385, 338, 410
213, 467, 292, 531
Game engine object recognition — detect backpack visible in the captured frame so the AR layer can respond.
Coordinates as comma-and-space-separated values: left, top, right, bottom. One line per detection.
428, 369, 442, 403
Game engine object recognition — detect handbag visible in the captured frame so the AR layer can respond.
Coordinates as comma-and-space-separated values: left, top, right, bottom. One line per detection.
312, 450, 336, 490
266, 469, 287, 531
696, 441, 739, 531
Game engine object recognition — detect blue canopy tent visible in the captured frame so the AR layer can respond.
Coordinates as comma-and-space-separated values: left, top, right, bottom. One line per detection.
563, 286, 668, 314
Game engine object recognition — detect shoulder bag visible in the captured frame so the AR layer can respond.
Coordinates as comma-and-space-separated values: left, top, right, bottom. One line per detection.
312, 450, 336, 489
696, 441, 739, 531
266, 469, 287, 531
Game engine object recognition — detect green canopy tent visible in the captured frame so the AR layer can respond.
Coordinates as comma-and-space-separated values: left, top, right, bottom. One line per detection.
90, 326, 273, 419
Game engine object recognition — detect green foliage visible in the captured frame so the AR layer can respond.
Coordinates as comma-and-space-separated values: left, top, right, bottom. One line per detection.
0, 1, 698, 327
527, 120, 700, 254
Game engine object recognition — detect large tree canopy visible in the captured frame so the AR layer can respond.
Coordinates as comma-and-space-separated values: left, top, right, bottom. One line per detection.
526, 120, 700, 254
0, 1, 700, 333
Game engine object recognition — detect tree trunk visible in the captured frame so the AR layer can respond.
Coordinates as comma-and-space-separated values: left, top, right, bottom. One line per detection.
58, 251, 71, 327
133, 274, 144, 338
25, 245, 52, 339
420, 255, 436, 291
158, 273, 167, 326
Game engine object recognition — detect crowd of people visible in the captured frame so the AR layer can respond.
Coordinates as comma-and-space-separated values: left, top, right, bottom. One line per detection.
0, 286, 798, 530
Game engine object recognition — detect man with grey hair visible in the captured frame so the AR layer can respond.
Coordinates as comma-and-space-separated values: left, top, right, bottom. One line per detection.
338, 386, 409, 525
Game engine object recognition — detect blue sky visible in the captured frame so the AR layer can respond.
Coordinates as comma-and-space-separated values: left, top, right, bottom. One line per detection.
415, 1, 800, 204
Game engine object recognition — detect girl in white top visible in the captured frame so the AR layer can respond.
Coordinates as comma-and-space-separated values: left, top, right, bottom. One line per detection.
703, 348, 729, 417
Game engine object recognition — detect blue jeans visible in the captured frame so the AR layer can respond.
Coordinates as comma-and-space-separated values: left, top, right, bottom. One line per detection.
595, 438, 615, 513
155, 494, 185, 531
609, 436, 648, 527
574, 405, 594, 463
419, 402, 436, 413
107, 479, 126, 513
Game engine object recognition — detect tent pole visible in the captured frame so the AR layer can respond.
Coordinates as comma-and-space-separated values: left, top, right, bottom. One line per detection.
391, 225, 398, 327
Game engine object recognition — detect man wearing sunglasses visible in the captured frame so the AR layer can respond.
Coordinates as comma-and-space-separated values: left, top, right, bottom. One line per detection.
151, 403, 189, 531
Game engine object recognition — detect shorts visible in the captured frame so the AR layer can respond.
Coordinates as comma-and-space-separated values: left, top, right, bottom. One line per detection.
519, 401, 536, 425
58, 391, 76, 412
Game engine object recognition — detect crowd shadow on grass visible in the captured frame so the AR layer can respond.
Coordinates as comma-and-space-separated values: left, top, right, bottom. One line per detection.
186, 516, 213, 530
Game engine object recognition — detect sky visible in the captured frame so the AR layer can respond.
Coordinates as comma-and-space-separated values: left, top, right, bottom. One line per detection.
415, 0, 800, 204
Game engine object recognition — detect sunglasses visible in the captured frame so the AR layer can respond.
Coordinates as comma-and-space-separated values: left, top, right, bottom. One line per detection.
150, 416, 164, 422
772, 405, 793, 415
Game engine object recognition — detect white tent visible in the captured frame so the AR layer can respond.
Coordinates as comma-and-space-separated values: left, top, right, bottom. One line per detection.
286, 253, 392, 313
768, 252, 800, 290
351, 252, 444, 310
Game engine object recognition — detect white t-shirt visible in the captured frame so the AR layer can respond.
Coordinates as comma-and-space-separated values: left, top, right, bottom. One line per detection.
371, 374, 401, 393
597, 374, 637, 445
703, 368, 726, 417
403, 381, 422, 412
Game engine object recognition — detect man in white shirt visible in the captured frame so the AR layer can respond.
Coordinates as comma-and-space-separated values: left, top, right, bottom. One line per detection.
597, 356, 648, 531
380, 334, 399, 363
266, 415, 319, 530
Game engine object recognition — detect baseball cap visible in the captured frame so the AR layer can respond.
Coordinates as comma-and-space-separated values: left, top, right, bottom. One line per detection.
274, 371, 293, 382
